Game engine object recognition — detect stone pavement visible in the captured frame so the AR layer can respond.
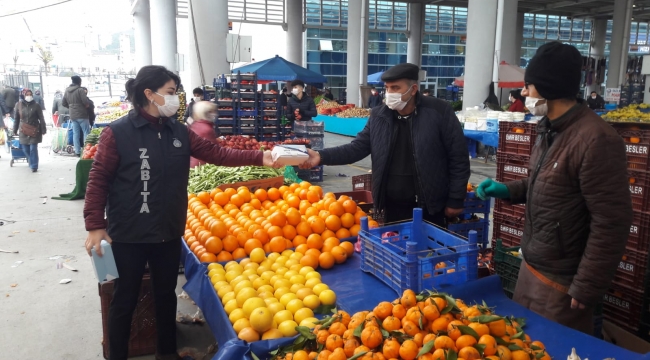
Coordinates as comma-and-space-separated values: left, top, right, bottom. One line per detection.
0, 131, 494, 359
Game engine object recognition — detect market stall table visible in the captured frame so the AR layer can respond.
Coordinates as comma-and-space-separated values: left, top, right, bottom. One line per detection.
52, 159, 93, 200
180, 240, 649, 360
464, 129, 499, 159
313, 115, 367, 137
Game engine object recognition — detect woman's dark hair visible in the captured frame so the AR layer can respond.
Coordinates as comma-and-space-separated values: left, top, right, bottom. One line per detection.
125, 65, 180, 109
193, 87, 204, 96
24, 89, 33, 96
509, 89, 525, 102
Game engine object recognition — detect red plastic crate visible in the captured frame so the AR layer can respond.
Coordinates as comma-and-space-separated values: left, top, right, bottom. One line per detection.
492, 211, 525, 248
629, 170, 650, 212
352, 174, 373, 191
614, 248, 650, 290
99, 275, 157, 359
498, 122, 538, 156
496, 154, 531, 183
628, 211, 650, 253
611, 123, 650, 172
494, 199, 526, 219
602, 282, 648, 332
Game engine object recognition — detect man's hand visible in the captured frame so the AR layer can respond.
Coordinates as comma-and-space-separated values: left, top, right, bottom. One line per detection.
476, 178, 510, 200
85, 229, 112, 257
570, 298, 586, 310
299, 149, 321, 169
444, 207, 463, 218
262, 150, 279, 168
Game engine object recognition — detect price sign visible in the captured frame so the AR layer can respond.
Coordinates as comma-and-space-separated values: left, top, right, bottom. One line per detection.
605, 88, 621, 103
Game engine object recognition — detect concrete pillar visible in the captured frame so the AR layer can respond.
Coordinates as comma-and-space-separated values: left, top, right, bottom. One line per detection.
150, 0, 178, 72
285, 0, 303, 65
133, 0, 152, 73
607, 0, 631, 88
407, 3, 424, 67
188, 0, 229, 87
514, 12, 524, 63
619, 0, 634, 86
359, 0, 369, 86
493, 0, 518, 103
586, 18, 607, 94
464, 0, 498, 108
346, 0, 362, 106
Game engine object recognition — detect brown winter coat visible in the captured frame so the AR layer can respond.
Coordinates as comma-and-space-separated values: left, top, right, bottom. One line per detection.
505, 101, 632, 307
13, 100, 46, 145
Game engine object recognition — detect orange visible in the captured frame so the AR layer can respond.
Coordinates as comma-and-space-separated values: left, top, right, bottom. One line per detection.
373, 302, 393, 320
200, 252, 218, 263
316, 350, 331, 360
458, 347, 481, 360
254, 189, 268, 202
322, 237, 340, 252
253, 229, 270, 245
402, 320, 419, 336
325, 215, 342, 231
204, 237, 223, 254
360, 326, 383, 349
216, 251, 233, 262
511, 350, 530, 360
392, 304, 406, 319
326, 334, 344, 352
305, 248, 322, 259
335, 228, 351, 239
269, 236, 287, 253
342, 199, 358, 214
401, 289, 416, 308
305, 207, 319, 219
232, 248, 247, 259
319, 252, 335, 269
292, 235, 307, 247
197, 191, 211, 205
229, 194, 245, 208
292, 350, 309, 360
340, 213, 355, 228
282, 225, 297, 240
287, 195, 301, 209
478, 335, 497, 356
329, 202, 345, 217
321, 229, 336, 241
344, 338, 361, 357
422, 305, 440, 322
269, 212, 287, 227
236, 231, 252, 247
285, 209, 302, 226
382, 316, 401, 331
488, 319, 507, 337
309, 217, 326, 234
328, 348, 346, 360
430, 317, 450, 334
382, 338, 400, 359
497, 345, 512, 360
433, 335, 455, 351
423, 333, 437, 346
300, 254, 319, 269
267, 188, 281, 201
329, 322, 347, 336
222, 235, 239, 252
339, 242, 355, 256
331, 246, 348, 264
455, 334, 477, 349
306, 234, 323, 249
447, 320, 465, 340
244, 238, 263, 255
295, 244, 309, 254
267, 226, 284, 239
316, 329, 330, 344
530, 341, 545, 350
468, 322, 490, 337
431, 349, 446, 360
398, 340, 419, 360
307, 190, 320, 203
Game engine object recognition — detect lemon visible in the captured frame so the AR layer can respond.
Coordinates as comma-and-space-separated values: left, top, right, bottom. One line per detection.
225, 263, 244, 273
239, 258, 252, 267
260, 259, 273, 268
283, 270, 298, 280
247, 274, 260, 282
225, 270, 241, 283
293, 308, 314, 324
213, 280, 229, 289
303, 294, 321, 310
258, 285, 275, 294
224, 299, 239, 315
274, 279, 292, 291
299, 266, 315, 276
284, 259, 299, 268
275, 267, 289, 276
274, 309, 294, 325
290, 252, 304, 261
274, 287, 291, 300
242, 269, 257, 278
258, 291, 274, 300
290, 283, 305, 294
207, 269, 221, 278
236, 287, 258, 307
282, 249, 294, 257
278, 320, 299, 337
249, 307, 274, 333
299, 317, 319, 329
261, 271, 276, 281
269, 275, 281, 286
244, 262, 259, 270
242, 297, 266, 317
275, 256, 289, 265
290, 275, 306, 285
262, 328, 284, 340
217, 285, 234, 299
280, 293, 298, 307
256, 266, 268, 275
295, 287, 314, 300
207, 263, 224, 271
252, 277, 269, 290
249, 247, 266, 263
233, 318, 251, 334
221, 292, 236, 305
264, 297, 279, 305
230, 275, 247, 287
290, 264, 303, 272
238, 327, 260, 342
229, 308, 246, 324
210, 273, 227, 285
267, 253, 281, 262
319, 289, 336, 306
304, 278, 322, 289
271, 263, 284, 272
286, 299, 305, 314
267, 301, 285, 315
233, 281, 253, 294
312, 283, 329, 296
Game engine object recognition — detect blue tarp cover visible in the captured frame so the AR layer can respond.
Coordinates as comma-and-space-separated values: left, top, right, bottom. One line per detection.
367, 71, 384, 85
232, 56, 327, 84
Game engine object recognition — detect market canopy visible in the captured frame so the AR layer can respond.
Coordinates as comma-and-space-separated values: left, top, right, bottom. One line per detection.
231, 55, 327, 85
453, 61, 525, 88
367, 71, 384, 85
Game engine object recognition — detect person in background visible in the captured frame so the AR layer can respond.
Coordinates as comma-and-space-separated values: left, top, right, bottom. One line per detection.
587, 91, 605, 110
81, 87, 96, 128
300, 63, 470, 225
62, 75, 91, 157
33, 90, 45, 110
477, 42, 632, 334
12, 89, 46, 172
339, 88, 347, 104
184, 87, 204, 122
323, 88, 334, 101
422, 89, 431, 97
52, 90, 70, 126
367, 86, 383, 108
0, 90, 8, 132
508, 89, 526, 112
2, 85, 17, 117
83, 65, 275, 360
286, 80, 317, 123
189, 101, 219, 168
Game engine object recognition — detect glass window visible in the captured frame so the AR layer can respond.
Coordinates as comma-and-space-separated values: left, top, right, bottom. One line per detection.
630, 22, 638, 44
307, 51, 321, 63
305, 0, 321, 26
307, 39, 320, 51
523, 14, 534, 39
393, 2, 407, 30
332, 65, 345, 75
571, 19, 583, 41
322, 0, 341, 26
547, 15, 559, 40
583, 20, 592, 41
454, 8, 467, 33
332, 40, 347, 52
639, 23, 648, 45
376, 2, 393, 29
560, 18, 572, 41
606, 19, 613, 42
534, 15, 546, 39
307, 28, 320, 38
425, 5, 438, 32
341, 0, 348, 26
319, 29, 332, 38
331, 29, 346, 40
332, 52, 346, 63
439, 6, 453, 33
308, 63, 321, 73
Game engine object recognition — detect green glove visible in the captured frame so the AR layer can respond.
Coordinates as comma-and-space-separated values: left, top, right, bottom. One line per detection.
476, 178, 510, 200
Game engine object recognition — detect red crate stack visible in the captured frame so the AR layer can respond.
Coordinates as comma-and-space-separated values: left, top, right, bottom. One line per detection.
604, 123, 650, 341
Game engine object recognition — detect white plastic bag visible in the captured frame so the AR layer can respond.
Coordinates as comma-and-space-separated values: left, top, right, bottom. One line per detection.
0, 128, 5, 145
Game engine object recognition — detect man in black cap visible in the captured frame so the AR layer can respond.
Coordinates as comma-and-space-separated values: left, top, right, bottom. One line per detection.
62, 75, 91, 156
477, 42, 632, 333
300, 63, 470, 226
367, 86, 383, 108
286, 79, 317, 123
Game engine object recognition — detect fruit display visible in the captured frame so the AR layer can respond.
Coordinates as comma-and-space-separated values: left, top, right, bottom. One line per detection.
95, 108, 129, 124
81, 128, 103, 159
216, 135, 310, 151
602, 103, 650, 123
268, 289, 551, 360
336, 108, 371, 118
184, 182, 378, 264
177, 91, 187, 122
106, 100, 122, 107
317, 102, 357, 116
187, 165, 284, 194
208, 249, 338, 342
82, 143, 98, 160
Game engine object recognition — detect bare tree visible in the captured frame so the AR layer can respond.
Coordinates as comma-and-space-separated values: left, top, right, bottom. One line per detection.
36, 46, 54, 74
12, 51, 19, 70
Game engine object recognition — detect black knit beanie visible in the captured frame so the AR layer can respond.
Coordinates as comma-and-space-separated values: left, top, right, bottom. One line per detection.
524, 42, 582, 100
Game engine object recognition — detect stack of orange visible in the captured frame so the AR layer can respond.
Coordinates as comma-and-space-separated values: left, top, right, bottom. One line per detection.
184, 182, 378, 265
272, 289, 551, 360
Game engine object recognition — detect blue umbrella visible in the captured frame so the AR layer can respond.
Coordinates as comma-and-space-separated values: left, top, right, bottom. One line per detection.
367, 71, 384, 85
231, 55, 327, 85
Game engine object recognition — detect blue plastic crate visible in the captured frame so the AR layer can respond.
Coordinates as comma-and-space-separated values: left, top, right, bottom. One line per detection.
217, 109, 236, 117
239, 109, 258, 117
297, 165, 324, 183
447, 218, 489, 248
461, 192, 491, 215
359, 209, 479, 295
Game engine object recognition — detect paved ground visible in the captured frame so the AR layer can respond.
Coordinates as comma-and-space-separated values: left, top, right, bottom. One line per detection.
0, 131, 495, 359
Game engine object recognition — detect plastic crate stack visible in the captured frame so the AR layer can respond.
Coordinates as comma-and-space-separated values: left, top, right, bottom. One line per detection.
231, 72, 259, 136
258, 91, 282, 141
294, 120, 325, 183
601, 123, 650, 341
491, 121, 537, 249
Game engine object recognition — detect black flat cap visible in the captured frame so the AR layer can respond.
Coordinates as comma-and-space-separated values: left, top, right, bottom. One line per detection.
381, 63, 420, 82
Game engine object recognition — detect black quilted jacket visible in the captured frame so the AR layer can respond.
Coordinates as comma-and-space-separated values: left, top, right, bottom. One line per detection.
319, 93, 470, 213
286, 94, 317, 122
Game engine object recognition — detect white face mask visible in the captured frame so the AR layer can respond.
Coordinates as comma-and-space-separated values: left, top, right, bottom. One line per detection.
207, 113, 217, 122
591, 95, 597, 99
152, 92, 180, 117
385, 86, 414, 111
292, 88, 301, 96
194, 96, 201, 102
509, 96, 514, 103
525, 96, 548, 116
24, 96, 33, 102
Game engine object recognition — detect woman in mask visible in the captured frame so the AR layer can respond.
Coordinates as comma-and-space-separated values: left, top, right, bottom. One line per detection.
189, 101, 219, 168
286, 79, 317, 123
83, 65, 275, 360
508, 89, 526, 112
587, 91, 605, 110
12, 89, 46, 172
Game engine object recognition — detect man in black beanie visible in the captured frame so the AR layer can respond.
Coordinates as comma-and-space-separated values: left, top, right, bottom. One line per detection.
477, 42, 633, 334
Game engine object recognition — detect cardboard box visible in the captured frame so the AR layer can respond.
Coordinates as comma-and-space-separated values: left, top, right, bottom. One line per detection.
272, 145, 310, 166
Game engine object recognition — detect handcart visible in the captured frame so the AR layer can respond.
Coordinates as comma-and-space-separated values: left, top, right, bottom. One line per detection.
50, 116, 75, 155
9, 135, 28, 167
